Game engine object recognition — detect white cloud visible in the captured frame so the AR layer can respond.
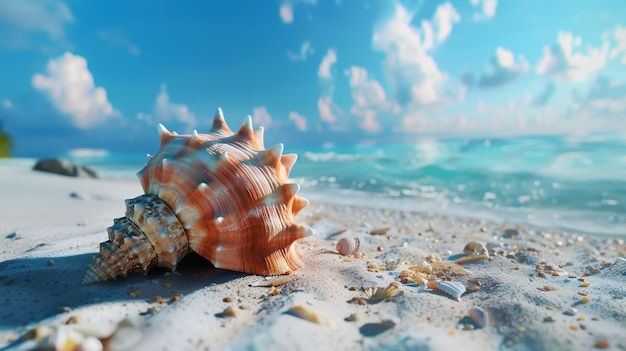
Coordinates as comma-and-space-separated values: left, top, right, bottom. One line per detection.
470, 0, 498, 20
433, 2, 460, 42
252, 106, 272, 127
279, 0, 317, 24
536, 31, 608, 81
287, 41, 314, 61
318, 49, 337, 79
2, 99, 11, 109
317, 96, 337, 124
98, 29, 141, 56
610, 25, 626, 64
289, 111, 307, 131
0, 0, 73, 48
279, 3, 294, 24
372, 3, 460, 107
155, 84, 196, 127
464, 46, 529, 88
347, 66, 394, 132
32, 52, 118, 128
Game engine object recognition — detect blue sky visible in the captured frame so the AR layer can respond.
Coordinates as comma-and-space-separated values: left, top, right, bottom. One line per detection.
0, 0, 625, 156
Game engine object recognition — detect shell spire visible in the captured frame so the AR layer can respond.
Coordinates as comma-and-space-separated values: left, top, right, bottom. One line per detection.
83, 108, 313, 284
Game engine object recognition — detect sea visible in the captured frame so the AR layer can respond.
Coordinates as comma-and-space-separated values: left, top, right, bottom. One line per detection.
25, 132, 626, 238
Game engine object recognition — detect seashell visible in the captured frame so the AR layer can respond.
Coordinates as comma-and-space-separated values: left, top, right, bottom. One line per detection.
467, 307, 490, 328
364, 283, 401, 302
463, 241, 488, 256
250, 275, 294, 287
336, 237, 360, 256
83, 109, 314, 284
434, 281, 466, 301
455, 253, 490, 264
288, 305, 330, 326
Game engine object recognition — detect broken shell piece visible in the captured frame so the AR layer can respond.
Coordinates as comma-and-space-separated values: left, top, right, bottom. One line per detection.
564, 307, 577, 316
250, 275, 294, 287
463, 241, 488, 256
288, 305, 330, 326
408, 261, 432, 274
364, 283, 400, 302
435, 281, 466, 301
536, 263, 568, 277
368, 227, 391, 235
336, 237, 360, 256
467, 307, 490, 328
344, 313, 360, 322
456, 253, 490, 264
222, 306, 239, 318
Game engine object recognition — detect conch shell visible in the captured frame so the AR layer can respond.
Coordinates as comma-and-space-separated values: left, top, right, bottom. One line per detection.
83, 108, 313, 284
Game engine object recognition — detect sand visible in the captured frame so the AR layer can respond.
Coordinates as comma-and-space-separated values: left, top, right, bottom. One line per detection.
1, 162, 625, 351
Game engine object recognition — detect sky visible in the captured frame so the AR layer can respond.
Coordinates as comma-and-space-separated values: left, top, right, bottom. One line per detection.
0, 0, 625, 157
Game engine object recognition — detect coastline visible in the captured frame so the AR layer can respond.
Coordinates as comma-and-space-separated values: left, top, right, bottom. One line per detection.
1, 163, 625, 350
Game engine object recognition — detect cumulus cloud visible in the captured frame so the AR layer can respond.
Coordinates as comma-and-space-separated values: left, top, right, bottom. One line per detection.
289, 111, 307, 131
32, 52, 118, 129
317, 96, 337, 124
532, 82, 555, 106
536, 31, 608, 81
433, 2, 460, 42
464, 47, 529, 88
372, 2, 460, 107
2, 99, 11, 109
0, 0, 73, 48
318, 49, 337, 79
346, 66, 394, 132
154, 84, 196, 127
610, 25, 626, 64
279, 0, 317, 24
470, 0, 498, 20
317, 48, 342, 127
279, 3, 294, 23
252, 106, 272, 127
287, 41, 314, 61
98, 29, 141, 56
584, 76, 626, 113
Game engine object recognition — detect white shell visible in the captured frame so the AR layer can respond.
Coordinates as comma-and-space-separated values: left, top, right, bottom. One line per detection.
467, 307, 490, 328
336, 237, 360, 256
436, 281, 466, 301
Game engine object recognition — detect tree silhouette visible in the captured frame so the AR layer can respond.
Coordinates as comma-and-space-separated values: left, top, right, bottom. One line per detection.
0, 120, 13, 158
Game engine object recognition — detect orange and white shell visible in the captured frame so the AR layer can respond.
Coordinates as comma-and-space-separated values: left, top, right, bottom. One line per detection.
82, 108, 313, 284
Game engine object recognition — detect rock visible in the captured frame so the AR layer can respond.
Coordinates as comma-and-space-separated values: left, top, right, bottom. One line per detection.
33, 159, 99, 178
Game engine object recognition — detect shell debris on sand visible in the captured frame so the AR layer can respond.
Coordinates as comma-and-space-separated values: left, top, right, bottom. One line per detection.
250, 275, 295, 287
467, 307, 490, 328
288, 305, 331, 326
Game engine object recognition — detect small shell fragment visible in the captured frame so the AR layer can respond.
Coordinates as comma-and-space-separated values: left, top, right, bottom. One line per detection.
363, 284, 400, 302
456, 253, 490, 264
467, 307, 490, 328
336, 237, 360, 256
463, 242, 488, 256
435, 281, 466, 301
368, 227, 391, 235
250, 275, 294, 287
288, 305, 330, 326
221, 306, 239, 318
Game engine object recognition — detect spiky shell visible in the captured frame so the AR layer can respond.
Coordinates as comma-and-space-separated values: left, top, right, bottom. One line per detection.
83, 108, 313, 284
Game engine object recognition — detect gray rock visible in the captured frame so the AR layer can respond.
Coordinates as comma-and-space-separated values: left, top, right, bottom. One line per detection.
33, 158, 99, 178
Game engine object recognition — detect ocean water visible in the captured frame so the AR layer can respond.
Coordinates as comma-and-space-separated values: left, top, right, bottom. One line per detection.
61, 132, 626, 237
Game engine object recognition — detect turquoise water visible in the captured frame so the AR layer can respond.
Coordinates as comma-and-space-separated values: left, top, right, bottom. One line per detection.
63, 132, 626, 237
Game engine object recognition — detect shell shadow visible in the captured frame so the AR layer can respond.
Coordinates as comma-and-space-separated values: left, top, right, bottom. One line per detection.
0, 251, 246, 328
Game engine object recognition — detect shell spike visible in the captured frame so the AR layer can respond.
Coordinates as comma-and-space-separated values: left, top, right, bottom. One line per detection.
291, 196, 309, 215
157, 124, 175, 146
253, 126, 265, 148
211, 108, 231, 133
263, 183, 299, 206
255, 143, 284, 174
192, 129, 200, 143
237, 115, 254, 140
281, 154, 298, 177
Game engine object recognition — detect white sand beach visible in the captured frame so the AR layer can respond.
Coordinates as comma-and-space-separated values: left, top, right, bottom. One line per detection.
1, 162, 625, 351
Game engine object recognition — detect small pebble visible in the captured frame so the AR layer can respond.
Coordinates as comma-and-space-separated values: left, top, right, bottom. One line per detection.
223, 296, 234, 303
47, 259, 55, 266
564, 307, 577, 316
594, 339, 610, 349
221, 306, 239, 318
543, 316, 555, 322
